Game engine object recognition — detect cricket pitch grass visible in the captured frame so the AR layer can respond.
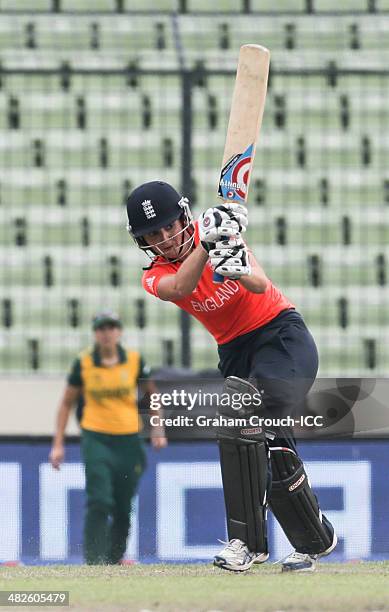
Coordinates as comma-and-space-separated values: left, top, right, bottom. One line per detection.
1, 562, 389, 612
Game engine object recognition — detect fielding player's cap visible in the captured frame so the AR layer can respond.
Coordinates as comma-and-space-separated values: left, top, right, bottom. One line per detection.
92, 310, 122, 331
126, 180, 186, 238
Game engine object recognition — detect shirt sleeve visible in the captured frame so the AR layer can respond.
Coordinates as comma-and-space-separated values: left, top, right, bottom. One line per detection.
67, 357, 82, 387
142, 265, 172, 298
137, 356, 151, 382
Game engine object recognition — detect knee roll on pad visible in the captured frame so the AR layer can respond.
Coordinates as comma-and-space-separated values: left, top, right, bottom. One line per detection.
269, 447, 334, 555
221, 375, 261, 418
217, 376, 270, 553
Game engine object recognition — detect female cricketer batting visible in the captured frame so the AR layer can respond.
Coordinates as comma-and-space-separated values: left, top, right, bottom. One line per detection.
126, 180, 337, 573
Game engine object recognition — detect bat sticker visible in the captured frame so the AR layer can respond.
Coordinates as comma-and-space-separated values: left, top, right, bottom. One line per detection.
218, 143, 254, 202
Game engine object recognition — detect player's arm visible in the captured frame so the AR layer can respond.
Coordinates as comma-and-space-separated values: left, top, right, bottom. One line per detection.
140, 378, 166, 449
237, 249, 268, 294
139, 371, 167, 450
49, 384, 81, 470
157, 244, 209, 301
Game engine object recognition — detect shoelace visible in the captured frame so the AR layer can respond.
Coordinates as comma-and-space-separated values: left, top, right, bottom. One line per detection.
217, 538, 244, 552
274, 551, 310, 565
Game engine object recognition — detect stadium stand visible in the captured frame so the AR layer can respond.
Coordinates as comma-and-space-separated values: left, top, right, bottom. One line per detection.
0, 2, 388, 375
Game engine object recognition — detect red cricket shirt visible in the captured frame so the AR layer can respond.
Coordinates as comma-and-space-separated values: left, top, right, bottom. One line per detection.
142, 224, 294, 345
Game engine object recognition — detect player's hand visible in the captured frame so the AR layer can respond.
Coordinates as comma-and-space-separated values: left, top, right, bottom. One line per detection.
198, 204, 247, 247
49, 443, 65, 470
151, 435, 168, 450
209, 239, 251, 279
150, 428, 168, 450
217, 203, 248, 232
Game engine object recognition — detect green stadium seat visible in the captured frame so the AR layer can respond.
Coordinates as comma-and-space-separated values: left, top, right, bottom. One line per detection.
250, 0, 306, 10
61, 0, 118, 10
0, 0, 51, 9
313, 0, 368, 10
123, 0, 177, 10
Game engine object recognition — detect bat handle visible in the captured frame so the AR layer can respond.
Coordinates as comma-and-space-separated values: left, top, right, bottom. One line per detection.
213, 271, 224, 283
212, 233, 228, 284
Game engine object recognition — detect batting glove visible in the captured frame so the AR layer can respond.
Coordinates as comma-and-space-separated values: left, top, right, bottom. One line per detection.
209, 239, 251, 279
198, 204, 248, 249
217, 203, 248, 231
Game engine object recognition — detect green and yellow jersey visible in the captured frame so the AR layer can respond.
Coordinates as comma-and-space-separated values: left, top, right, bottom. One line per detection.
68, 344, 150, 435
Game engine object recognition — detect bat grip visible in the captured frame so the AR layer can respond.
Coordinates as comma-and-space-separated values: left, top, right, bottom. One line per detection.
213, 271, 224, 283
212, 233, 228, 284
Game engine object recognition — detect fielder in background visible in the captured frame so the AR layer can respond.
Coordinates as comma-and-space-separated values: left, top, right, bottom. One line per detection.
126, 180, 337, 573
49, 310, 167, 565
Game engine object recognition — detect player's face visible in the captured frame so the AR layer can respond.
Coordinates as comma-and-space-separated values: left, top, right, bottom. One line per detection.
94, 324, 122, 349
143, 218, 193, 261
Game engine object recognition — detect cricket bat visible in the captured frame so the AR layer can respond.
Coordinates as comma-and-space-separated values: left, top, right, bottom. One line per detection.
214, 43, 270, 283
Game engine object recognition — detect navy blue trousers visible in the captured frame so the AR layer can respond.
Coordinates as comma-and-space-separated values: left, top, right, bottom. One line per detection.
217, 309, 319, 450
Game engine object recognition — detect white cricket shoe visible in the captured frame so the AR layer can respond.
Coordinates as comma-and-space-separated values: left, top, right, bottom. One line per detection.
213, 539, 269, 572
281, 532, 338, 573
280, 550, 318, 573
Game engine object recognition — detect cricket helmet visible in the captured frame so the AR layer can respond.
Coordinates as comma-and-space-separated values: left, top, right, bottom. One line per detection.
126, 180, 194, 261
